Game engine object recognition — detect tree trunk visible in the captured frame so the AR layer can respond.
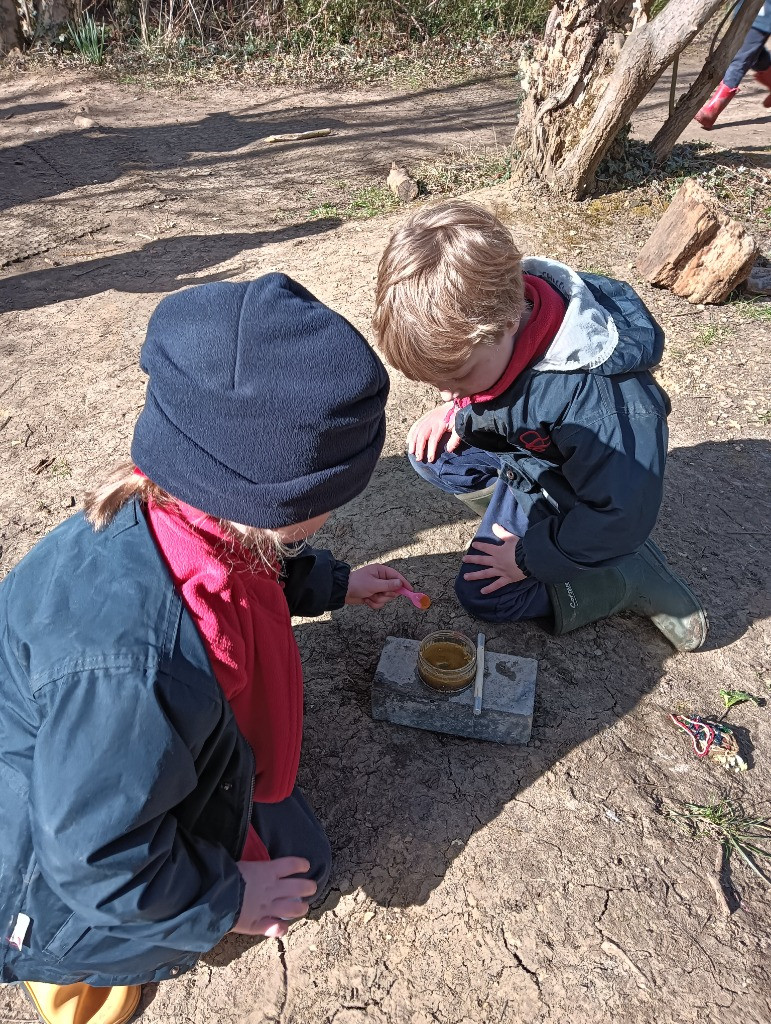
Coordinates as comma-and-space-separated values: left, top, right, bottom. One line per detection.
650, 0, 764, 164
33, 0, 74, 41
515, 0, 732, 199
514, 1, 651, 185
0, 0, 24, 53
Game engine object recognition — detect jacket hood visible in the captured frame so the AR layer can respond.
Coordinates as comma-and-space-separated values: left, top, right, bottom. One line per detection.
523, 258, 664, 376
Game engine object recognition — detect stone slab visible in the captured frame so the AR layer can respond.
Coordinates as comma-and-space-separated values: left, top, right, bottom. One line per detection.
371, 636, 537, 744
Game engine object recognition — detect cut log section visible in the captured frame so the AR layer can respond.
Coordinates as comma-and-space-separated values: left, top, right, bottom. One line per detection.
387, 161, 419, 203
636, 178, 757, 304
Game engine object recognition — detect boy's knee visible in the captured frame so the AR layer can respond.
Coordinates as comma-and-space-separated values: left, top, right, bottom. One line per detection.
454, 572, 511, 622
454, 570, 551, 623
407, 450, 444, 489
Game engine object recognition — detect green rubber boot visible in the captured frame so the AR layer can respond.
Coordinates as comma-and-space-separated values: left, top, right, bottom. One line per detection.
546, 540, 708, 652
455, 482, 497, 517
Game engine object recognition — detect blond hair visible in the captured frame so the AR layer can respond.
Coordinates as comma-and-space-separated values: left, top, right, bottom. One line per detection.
373, 200, 525, 382
84, 461, 289, 570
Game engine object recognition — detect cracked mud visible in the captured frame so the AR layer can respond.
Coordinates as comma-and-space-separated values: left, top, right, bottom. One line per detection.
1, 61, 770, 1024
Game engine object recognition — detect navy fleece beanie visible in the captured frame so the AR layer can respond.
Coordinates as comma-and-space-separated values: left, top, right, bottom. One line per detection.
131, 274, 389, 528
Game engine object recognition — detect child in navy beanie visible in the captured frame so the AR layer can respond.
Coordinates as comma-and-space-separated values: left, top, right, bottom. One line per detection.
0, 275, 409, 1024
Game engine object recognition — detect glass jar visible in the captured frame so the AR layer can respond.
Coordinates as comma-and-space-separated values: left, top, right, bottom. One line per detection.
417, 630, 476, 693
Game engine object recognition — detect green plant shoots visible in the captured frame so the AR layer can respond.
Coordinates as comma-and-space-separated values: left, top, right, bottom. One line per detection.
670, 799, 771, 882
720, 689, 762, 711
66, 13, 108, 65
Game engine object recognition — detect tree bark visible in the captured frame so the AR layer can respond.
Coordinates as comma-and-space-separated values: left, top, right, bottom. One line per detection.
33, 0, 74, 41
515, 0, 737, 200
650, 0, 764, 164
0, 0, 24, 53
514, 1, 650, 185
558, 0, 728, 197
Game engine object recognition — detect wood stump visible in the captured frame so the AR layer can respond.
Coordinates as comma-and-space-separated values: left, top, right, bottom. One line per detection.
387, 162, 419, 203
636, 178, 757, 304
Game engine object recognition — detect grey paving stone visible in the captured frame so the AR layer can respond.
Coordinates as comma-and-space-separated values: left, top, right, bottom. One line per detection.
371, 636, 537, 744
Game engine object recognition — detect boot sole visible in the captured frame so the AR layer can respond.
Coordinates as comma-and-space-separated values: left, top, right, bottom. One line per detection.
641, 541, 709, 651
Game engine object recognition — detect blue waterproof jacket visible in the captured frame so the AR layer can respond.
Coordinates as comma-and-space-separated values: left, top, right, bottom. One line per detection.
754, 2, 771, 34
455, 260, 670, 584
0, 499, 347, 986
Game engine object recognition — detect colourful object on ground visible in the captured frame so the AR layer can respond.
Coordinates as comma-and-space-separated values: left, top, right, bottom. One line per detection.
396, 586, 431, 610
670, 713, 748, 773
23, 981, 141, 1024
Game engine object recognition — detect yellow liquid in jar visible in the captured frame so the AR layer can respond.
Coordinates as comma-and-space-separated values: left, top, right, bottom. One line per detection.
422, 641, 472, 671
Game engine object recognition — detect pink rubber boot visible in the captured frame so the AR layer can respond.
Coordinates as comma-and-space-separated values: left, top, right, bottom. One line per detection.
755, 67, 771, 108
694, 82, 739, 129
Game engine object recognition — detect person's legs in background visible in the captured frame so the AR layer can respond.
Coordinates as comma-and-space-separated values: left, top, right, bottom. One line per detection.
695, 26, 771, 128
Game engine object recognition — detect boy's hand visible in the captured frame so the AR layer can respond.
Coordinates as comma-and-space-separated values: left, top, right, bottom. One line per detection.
346, 564, 411, 609
232, 857, 317, 938
408, 403, 462, 463
461, 523, 527, 593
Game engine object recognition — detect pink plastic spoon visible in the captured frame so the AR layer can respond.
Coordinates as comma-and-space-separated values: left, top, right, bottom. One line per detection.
396, 586, 431, 610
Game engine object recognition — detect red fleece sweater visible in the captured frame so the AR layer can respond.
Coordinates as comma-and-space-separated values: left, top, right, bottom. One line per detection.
146, 497, 303, 862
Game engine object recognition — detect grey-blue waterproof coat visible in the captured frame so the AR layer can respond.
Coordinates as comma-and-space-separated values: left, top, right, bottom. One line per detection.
753, 2, 771, 35
0, 499, 348, 987
454, 260, 671, 583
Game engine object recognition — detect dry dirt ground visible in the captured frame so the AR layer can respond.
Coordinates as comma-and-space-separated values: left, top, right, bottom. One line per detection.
1, 59, 771, 1024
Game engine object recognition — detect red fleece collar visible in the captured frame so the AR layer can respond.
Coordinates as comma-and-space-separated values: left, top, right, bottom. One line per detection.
454, 274, 566, 410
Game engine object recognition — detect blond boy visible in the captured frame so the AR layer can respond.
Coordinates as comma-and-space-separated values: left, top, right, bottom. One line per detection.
373, 200, 706, 650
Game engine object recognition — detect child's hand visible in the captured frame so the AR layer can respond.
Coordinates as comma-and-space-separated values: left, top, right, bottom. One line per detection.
461, 523, 527, 593
346, 564, 411, 609
232, 857, 317, 938
408, 403, 462, 463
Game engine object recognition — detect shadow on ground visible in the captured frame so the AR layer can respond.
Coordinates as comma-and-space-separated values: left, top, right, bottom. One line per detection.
0, 221, 342, 310
203, 436, 770, 983
1, 75, 515, 212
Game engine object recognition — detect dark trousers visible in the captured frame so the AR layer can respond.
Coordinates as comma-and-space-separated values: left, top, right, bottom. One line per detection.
724, 26, 771, 88
408, 443, 552, 623
251, 786, 332, 891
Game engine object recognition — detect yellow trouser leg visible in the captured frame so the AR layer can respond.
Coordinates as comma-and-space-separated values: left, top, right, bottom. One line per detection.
23, 981, 141, 1024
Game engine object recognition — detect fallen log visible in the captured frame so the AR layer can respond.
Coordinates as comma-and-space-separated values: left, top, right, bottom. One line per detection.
636, 178, 757, 304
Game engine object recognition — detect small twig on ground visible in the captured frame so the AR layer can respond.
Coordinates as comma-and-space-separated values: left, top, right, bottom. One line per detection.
263, 129, 333, 144
707, 846, 733, 916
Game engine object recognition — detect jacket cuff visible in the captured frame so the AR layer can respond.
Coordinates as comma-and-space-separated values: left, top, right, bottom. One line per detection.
329, 561, 351, 611
514, 539, 532, 578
